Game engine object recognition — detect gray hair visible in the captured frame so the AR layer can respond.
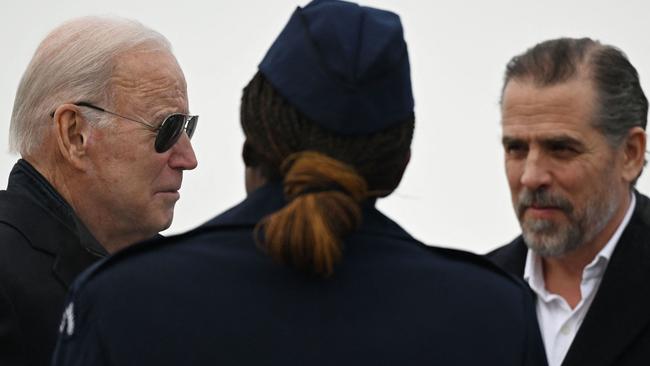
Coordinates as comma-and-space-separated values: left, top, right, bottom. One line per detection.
10, 16, 172, 155
502, 37, 648, 148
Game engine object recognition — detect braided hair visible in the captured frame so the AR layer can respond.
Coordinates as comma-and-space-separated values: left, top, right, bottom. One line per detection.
241, 71, 414, 276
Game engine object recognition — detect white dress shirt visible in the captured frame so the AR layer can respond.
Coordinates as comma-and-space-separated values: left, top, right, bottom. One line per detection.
523, 194, 636, 366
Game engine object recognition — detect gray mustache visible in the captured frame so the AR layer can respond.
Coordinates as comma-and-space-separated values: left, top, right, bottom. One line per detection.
517, 189, 574, 217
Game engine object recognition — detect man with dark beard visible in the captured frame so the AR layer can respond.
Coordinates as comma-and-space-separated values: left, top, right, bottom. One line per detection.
488, 37, 650, 366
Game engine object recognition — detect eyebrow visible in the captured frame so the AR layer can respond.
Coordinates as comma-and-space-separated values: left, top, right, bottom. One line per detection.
501, 135, 585, 149
501, 136, 524, 146
541, 135, 582, 145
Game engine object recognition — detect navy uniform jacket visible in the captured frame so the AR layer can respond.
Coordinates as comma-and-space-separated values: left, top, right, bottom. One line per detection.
488, 191, 650, 366
0, 160, 106, 366
53, 182, 547, 366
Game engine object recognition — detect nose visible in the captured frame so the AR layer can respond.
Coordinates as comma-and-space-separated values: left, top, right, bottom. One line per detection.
168, 133, 198, 170
519, 150, 551, 190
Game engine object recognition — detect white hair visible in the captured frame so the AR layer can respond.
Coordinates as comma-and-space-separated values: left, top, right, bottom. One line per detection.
10, 16, 173, 155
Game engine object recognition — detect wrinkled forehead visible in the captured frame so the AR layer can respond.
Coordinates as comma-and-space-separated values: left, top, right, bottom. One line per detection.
501, 78, 597, 127
108, 49, 188, 110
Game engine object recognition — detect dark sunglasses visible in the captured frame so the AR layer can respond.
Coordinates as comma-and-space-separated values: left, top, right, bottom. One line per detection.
50, 101, 198, 153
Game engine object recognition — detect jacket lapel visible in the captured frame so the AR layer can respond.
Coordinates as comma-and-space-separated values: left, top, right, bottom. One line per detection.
51, 233, 101, 288
487, 238, 528, 277
24, 203, 99, 288
0, 191, 99, 288
562, 192, 650, 366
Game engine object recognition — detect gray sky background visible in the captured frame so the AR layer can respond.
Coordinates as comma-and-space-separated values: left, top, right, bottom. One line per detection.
1, 0, 649, 253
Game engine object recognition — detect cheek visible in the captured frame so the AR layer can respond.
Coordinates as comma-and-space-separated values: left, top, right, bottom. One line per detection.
134, 156, 176, 197
504, 164, 523, 208
95, 149, 155, 190
105, 150, 140, 181
553, 163, 591, 192
551, 165, 600, 211
504, 161, 523, 189
88, 131, 173, 206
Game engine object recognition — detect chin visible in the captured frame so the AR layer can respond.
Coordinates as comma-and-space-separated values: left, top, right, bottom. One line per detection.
160, 210, 175, 231
141, 215, 174, 238
154, 213, 174, 233
149, 201, 176, 231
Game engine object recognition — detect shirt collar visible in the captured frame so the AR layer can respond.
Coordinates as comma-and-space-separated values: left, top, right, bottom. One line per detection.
524, 192, 636, 291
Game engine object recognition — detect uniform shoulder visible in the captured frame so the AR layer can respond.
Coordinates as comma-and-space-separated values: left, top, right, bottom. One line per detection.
57, 222, 249, 343
425, 244, 528, 291
69, 221, 234, 292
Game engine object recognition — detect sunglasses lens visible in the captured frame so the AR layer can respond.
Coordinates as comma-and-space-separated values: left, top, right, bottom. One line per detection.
155, 114, 185, 153
186, 116, 198, 139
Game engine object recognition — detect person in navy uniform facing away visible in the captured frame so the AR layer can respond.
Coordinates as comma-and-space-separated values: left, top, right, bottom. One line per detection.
53, 1, 547, 365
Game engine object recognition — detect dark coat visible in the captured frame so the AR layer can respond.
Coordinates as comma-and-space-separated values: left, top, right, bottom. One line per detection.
0, 160, 105, 366
53, 182, 547, 366
488, 191, 650, 366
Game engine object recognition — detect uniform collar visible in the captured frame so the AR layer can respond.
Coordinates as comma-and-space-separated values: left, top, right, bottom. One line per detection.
203, 180, 411, 241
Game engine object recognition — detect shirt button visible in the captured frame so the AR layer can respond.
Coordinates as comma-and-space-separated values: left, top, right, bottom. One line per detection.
560, 324, 571, 335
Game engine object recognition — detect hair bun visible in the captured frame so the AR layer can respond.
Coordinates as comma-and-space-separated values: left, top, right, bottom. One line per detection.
282, 151, 367, 202
255, 151, 368, 276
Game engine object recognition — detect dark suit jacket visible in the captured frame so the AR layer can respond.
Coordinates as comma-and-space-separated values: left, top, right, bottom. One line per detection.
0, 160, 105, 366
52, 181, 547, 366
488, 191, 650, 366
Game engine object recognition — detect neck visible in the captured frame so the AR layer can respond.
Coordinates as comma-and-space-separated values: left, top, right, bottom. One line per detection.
26, 155, 146, 254
541, 191, 631, 308
542, 256, 586, 308
72, 206, 147, 253
245, 166, 269, 195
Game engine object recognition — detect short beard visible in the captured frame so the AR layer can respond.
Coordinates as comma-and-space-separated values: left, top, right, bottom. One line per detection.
517, 187, 619, 258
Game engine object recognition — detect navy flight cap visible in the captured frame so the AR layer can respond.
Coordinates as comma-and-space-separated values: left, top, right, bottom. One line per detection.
259, 0, 414, 135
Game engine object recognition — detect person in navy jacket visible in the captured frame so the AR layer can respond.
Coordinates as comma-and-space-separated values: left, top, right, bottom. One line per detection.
52, 1, 547, 365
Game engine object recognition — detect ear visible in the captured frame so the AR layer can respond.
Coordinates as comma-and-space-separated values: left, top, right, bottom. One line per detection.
620, 126, 647, 183
52, 105, 91, 170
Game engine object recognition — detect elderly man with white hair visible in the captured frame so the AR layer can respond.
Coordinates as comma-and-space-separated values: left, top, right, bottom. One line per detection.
0, 16, 198, 365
